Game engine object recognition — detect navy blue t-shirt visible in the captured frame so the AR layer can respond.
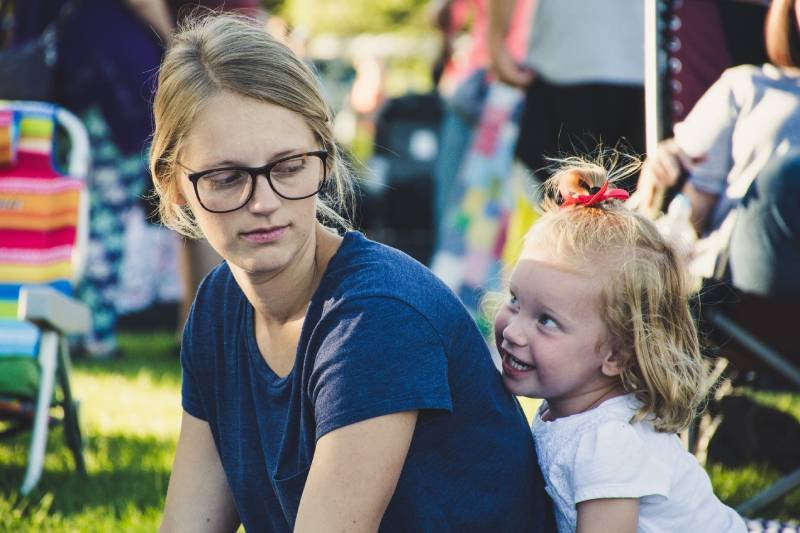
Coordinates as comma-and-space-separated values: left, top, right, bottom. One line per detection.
181, 232, 550, 531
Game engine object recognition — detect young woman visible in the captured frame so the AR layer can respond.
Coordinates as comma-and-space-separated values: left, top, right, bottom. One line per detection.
151, 14, 550, 532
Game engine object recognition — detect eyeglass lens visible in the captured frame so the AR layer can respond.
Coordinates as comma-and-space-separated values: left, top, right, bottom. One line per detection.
195, 153, 325, 212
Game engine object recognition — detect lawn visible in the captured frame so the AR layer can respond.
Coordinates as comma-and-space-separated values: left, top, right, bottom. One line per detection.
1, 333, 798, 530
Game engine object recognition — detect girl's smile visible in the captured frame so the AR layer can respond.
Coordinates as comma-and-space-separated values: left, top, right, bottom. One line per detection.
495, 241, 624, 420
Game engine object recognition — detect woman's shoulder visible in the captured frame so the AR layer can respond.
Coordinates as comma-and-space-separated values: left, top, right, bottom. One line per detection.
197, 259, 236, 296
190, 260, 244, 323
322, 232, 464, 312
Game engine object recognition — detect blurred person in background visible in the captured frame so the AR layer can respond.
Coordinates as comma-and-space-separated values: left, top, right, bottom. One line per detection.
638, 0, 800, 298
430, 0, 533, 243
10, 0, 263, 358
11, 0, 176, 358
488, 0, 645, 191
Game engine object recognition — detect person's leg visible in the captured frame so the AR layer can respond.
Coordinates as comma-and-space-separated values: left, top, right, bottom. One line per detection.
727, 150, 800, 298
75, 107, 146, 358
517, 81, 645, 190
434, 104, 476, 246
513, 78, 557, 180
581, 83, 645, 192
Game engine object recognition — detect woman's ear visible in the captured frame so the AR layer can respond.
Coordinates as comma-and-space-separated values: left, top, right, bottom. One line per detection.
172, 175, 190, 206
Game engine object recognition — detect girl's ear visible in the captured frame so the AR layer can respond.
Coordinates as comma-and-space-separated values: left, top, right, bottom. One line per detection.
600, 343, 627, 377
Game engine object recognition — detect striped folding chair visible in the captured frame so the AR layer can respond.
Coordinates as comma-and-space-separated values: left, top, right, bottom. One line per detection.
0, 100, 91, 494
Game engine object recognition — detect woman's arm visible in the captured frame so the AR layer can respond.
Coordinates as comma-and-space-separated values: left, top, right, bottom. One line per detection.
576, 498, 639, 533
294, 411, 418, 532
160, 411, 240, 533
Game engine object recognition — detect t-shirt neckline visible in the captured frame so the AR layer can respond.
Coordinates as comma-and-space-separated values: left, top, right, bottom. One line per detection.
244, 230, 361, 385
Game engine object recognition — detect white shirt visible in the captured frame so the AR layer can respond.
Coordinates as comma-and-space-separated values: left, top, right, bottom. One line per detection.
675, 64, 800, 231
526, 0, 644, 85
532, 394, 746, 533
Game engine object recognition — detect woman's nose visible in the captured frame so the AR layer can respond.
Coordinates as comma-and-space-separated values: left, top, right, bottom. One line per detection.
247, 174, 282, 213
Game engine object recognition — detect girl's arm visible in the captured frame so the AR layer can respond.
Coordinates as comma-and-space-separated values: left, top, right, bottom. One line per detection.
294, 411, 418, 532
160, 411, 241, 533
576, 498, 639, 533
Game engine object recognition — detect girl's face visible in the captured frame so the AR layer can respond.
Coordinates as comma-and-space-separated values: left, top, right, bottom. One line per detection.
177, 91, 321, 277
494, 241, 622, 417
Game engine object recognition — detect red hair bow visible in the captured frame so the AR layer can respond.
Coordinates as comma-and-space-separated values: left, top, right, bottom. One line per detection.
560, 180, 629, 209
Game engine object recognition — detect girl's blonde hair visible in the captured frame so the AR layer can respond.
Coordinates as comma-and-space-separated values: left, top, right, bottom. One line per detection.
149, 14, 355, 238
529, 155, 708, 433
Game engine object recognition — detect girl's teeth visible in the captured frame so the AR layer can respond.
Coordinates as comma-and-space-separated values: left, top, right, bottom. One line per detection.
507, 354, 534, 371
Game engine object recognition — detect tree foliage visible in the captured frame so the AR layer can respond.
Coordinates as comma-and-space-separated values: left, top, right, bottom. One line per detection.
281, 0, 431, 35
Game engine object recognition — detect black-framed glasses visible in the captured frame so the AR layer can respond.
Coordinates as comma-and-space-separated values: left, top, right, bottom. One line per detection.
184, 150, 328, 213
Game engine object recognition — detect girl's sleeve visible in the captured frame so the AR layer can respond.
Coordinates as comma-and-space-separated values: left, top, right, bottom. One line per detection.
673, 68, 741, 195
308, 296, 453, 440
571, 421, 673, 504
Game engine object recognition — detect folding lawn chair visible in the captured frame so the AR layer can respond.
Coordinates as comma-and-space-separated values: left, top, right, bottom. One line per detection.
696, 279, 800, 517
0, 100, 91, 494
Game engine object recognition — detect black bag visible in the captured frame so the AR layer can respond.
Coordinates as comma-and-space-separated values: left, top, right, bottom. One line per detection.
0, 0, 75, 101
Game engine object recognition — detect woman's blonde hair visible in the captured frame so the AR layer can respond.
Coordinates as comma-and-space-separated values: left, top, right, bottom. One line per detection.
528, 155, 708, 433
149, 14, 355, 238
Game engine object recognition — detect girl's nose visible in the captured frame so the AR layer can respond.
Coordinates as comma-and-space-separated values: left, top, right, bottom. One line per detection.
502, 319, 527, 348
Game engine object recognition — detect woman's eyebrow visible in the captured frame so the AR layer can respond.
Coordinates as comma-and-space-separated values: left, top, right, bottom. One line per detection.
196, 148, 306, 170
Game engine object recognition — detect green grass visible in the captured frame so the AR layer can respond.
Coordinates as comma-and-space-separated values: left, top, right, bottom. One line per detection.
1, 334, 799, 530
0, 333, 181, 532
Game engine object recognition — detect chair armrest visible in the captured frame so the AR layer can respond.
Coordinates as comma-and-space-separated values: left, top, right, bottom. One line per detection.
17, 286, 91, 335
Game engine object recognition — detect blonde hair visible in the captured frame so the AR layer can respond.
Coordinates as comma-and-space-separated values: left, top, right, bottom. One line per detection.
149, 14, 355, 238
527, 155, 708, 433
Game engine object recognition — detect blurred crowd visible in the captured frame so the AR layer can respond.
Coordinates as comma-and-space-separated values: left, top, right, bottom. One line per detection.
1, 0, 798, 357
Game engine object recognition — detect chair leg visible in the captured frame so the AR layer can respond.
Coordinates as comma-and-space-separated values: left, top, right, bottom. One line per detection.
736, 468, 800, 517
20, 331, 59, 495
707, 309, 800, 388
57, 337, 86, 476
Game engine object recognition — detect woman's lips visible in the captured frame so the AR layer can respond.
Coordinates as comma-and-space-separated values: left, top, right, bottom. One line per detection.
240, 225, 287, 244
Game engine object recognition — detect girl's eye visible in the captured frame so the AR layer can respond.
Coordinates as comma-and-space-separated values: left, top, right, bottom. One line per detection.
507, 292, 519, 308
537, 314, 559, 331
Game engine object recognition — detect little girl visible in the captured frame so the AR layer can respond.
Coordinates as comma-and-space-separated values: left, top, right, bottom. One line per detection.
495, 158, 746, 532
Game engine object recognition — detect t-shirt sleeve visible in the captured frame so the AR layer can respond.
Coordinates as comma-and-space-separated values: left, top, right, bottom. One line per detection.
571, 421, 672, 503
180, 304, 207, 421
308, 296, 453, 440
673, 68, 740, 195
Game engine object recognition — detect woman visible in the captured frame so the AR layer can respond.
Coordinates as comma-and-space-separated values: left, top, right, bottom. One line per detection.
639, 0, 800, 297
152, 15, 550, 532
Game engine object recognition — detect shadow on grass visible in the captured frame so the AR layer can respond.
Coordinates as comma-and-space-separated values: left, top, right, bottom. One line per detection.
74, 333, 181, 387
0, 431, 174, 517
